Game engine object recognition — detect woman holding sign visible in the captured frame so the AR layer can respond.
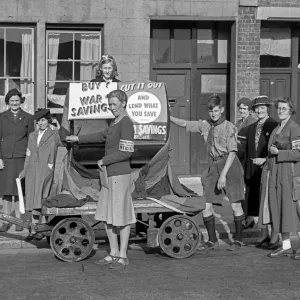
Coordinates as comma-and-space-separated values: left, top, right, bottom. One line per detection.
66, 90, 135, 269
91, 55, 120, 84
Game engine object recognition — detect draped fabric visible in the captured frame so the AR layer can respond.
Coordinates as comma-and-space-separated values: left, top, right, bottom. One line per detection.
47, 34, 60, 95
80, 33, 100, 81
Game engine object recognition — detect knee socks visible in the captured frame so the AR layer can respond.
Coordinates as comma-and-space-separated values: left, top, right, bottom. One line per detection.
203, 214, 218, 243
234, 214, 245, 242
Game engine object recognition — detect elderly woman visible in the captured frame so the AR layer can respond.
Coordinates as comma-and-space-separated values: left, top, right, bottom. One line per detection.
0, 89, 34, 232
240, 96, 278, 244
91, 55, 120, 84
19, 109, 61, 241
66, 90, 135, 269
258, 98, 300, 258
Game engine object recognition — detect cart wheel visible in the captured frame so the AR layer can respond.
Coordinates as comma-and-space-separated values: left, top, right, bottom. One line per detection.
158, 215, 201, 259
50, 218, 95, 263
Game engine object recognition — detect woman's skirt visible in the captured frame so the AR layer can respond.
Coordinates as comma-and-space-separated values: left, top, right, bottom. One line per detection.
95, 173, 136, 226
0, 158, 25, 197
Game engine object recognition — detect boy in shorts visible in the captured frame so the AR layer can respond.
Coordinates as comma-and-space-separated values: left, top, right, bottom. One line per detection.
170, 94, 245, 251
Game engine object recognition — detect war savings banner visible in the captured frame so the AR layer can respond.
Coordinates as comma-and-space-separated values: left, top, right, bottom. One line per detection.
68, 81, 168, 141
120, 82, 168, 141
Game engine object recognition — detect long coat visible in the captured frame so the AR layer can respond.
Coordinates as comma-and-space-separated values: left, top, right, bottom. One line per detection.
258, 118, 300, 233
0, 109, 34, 196
241, 117, 278, 216
24, 128, 61, 211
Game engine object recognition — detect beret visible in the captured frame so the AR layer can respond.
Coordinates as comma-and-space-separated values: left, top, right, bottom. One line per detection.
237, 97, 252, 108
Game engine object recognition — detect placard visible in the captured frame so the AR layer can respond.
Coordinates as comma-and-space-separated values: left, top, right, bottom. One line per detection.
68, 82, 117, 120
121, 82, 168, 141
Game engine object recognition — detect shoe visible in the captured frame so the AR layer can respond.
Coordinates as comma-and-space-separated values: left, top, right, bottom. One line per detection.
243, 220, 255, 230
0, 223, 10, 232
109, 257, 129, 269
227, 240, 243, 251
94, 255, 118, 265
198, 241, 219, 251
255, 236, 270, 248
267, 247, 294, 258
291, 248, 300, 260
15, 225, 24, 232
267, 237, 282, 250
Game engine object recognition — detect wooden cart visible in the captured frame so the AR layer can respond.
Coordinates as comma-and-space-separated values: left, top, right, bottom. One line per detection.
0, 198, 203, 262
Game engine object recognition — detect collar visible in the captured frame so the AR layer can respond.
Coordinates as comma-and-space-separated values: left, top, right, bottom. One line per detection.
257, 115, 269, 125
280, 116, 291, 127
206, 115, 226, 127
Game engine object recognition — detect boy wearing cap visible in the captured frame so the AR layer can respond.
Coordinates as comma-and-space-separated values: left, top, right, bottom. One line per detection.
171, 95, 245, 251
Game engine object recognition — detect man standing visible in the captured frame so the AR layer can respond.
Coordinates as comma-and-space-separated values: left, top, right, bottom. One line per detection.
170, 94, 245, 251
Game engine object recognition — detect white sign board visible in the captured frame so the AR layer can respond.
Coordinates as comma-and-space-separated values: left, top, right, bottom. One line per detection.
68, 82, 117, 120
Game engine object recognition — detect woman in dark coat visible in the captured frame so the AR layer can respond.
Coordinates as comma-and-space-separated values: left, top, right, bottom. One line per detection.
0, 89, 34, 232
240, 96, 278, 243
258, 98, 300, 259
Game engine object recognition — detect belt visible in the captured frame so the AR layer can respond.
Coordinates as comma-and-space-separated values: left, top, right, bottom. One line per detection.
212, 155, 228, 162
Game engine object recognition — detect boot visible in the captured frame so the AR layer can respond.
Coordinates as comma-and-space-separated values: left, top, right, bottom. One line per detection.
228, 214, 245, 251
198, 215, 219, 251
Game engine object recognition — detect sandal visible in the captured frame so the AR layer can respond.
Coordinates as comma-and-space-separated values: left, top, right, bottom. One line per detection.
109, 257, 129, 269
94, 255, 118, 265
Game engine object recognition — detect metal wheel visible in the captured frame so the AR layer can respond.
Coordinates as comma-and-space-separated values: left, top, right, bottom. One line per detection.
158, 215, 201, 259
50, 218, 95, 262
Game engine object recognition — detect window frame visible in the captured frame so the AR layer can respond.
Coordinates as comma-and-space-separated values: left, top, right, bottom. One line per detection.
0, 26, 35, 114
46, 28, 103, 113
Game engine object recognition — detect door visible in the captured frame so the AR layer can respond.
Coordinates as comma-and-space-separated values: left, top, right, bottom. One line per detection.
260, 73, 291, 119
151, 69, 191, 175
191, 69, 229, 174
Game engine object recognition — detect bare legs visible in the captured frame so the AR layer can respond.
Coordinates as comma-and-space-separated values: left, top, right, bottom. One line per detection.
104, 223, 131, 259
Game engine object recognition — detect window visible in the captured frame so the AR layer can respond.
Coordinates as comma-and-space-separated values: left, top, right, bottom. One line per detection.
0, 27, 34, 114
46, 30, 101, 112
260, 24, 291, 68
151, 21, 231, 65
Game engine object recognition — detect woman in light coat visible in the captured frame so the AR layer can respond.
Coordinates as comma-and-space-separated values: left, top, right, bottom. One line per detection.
19, 109, 61, 240
258, 97, 300, 259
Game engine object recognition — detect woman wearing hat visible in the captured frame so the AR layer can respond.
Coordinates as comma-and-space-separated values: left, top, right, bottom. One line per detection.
0, 89, 34, 232
258, 98, 300, 258
240, 96, 278, 242
19, 109, 61, 240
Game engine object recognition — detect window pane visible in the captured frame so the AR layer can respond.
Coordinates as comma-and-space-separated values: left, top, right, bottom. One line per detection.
57, 32, 73, 60
47, 82, 69, 108
6, 28, 33, 77
152, 29, 171, 63
75, 61, 98, 81
201, 74, 227, 93
75, 32, 100, 60
197, 29, 217, 64
157, 74, 185, 97
217, 24, 230, 63
174, 29, 191, 63
48, 61, 73, 81
260, 27, 291, 68
0, 79, 7, 112
0, 29, 4, 77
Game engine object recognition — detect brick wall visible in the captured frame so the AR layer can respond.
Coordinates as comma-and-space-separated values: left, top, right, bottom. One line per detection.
236, 6, 260, 100
258, 0, 300, 7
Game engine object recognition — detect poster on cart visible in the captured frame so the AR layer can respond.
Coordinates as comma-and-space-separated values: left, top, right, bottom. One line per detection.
121, 82, 168, 141
68, 82, 118, 120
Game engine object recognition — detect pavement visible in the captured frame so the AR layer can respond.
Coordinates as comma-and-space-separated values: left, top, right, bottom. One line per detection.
0, 176, 297, 251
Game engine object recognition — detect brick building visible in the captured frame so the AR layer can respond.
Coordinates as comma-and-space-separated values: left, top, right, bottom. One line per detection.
0, 0, 299, 174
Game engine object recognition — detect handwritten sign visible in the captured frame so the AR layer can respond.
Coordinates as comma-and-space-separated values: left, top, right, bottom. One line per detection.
121, 82, 168, 141
68, 82, 117, 120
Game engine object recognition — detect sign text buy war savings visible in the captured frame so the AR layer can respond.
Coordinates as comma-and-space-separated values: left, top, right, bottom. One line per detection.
120, 82, 168, 141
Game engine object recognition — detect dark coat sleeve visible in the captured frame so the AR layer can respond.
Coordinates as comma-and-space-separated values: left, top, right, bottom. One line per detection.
0, 114, 3, 159
78, 128, 108, 144
277, 124, 300, 163
102, 117, 134, 166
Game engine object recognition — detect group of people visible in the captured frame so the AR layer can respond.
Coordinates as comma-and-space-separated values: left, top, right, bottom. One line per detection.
1, 53, 300, 270
171, 94, 300, 260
